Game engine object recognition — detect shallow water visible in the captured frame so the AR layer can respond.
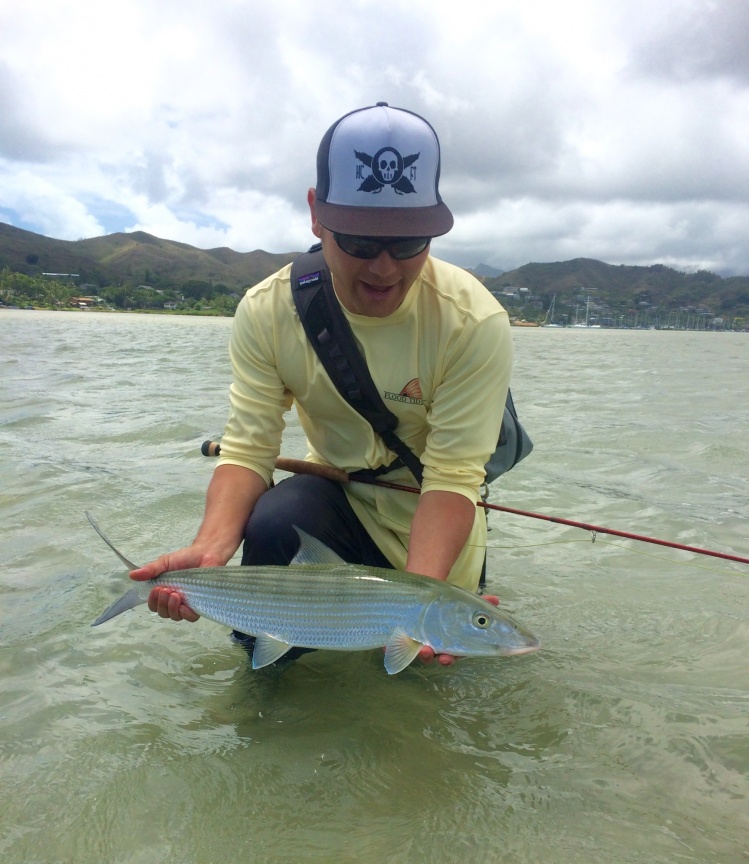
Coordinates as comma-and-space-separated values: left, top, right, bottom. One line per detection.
1, 310, 747, 863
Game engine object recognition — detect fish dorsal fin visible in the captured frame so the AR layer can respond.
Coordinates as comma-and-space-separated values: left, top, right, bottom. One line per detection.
383, 628, 423, 675
252, 635, 294, 669
291, 527, 346, 566
86, 511, 140, 571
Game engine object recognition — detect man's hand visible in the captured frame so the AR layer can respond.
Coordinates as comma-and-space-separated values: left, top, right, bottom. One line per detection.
129, 546, 227, 623
126, 463, 267, 623
142, 586, 200, 622
417, 594, 500, 666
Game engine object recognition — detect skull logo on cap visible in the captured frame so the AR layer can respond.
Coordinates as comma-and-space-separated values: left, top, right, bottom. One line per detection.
355, 147, 420, 195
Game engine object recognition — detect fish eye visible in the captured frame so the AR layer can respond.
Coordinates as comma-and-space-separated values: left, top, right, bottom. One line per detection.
472, 611, 491, 629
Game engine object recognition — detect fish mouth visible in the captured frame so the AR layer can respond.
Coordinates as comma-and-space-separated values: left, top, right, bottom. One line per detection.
503, 638, 541, 656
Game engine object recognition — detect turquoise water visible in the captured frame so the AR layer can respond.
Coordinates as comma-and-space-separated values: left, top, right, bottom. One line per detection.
1, 310, 747, 863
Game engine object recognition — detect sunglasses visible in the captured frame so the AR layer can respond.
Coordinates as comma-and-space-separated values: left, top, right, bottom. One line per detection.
332, 233, 431, 260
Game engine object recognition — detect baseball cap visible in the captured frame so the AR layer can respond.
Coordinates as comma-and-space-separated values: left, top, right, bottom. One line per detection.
314, 102, 454, 238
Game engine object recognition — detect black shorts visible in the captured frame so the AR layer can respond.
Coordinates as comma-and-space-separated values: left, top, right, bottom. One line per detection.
241, 473, 393, 568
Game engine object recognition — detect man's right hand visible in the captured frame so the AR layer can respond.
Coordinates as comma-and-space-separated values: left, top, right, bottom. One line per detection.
127, 463, 268, 623
129, 546, 226, 623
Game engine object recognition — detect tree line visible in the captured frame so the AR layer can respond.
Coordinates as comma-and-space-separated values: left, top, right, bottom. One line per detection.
0, 268, 242, 315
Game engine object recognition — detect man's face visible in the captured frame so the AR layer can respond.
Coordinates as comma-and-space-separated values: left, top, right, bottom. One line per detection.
308, 189, 430, 318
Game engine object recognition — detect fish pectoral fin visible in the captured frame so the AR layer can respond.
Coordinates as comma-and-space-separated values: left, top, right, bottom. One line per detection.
383, 628, 423, 675
251, 635, 294, 669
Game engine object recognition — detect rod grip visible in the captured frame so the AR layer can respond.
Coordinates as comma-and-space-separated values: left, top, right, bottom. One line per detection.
275, 458, 350, 484
200, 443, 349, 484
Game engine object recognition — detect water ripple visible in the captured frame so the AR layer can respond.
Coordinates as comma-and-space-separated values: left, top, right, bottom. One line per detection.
1, 312, 747, 864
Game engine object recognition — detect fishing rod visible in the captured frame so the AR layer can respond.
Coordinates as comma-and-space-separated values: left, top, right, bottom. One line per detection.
201, 442, 749, 567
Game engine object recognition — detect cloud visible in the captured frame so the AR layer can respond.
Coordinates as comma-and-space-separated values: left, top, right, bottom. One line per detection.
628, 0, 749, 84
0, 168, 104, 239
1, 0, 748, 274
437, 196, 749, 276
0, 62, 68, 162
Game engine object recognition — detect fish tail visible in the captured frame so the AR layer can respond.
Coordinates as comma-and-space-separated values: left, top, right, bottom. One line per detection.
86, 511, 140, 571
91, 587, 147, 626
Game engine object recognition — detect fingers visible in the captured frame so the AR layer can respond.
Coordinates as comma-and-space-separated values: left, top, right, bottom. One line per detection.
128, 548, 205, 625
129, 546, 217, 583
417, 645, 457, 667
418, 645, 434, 664
130, 564, 164, 582
129, 552, 184, 582
147, 586, 200, 622
483, 594, 500, 606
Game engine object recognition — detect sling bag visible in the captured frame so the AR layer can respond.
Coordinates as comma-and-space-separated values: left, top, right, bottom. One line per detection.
290, 245, 532, 486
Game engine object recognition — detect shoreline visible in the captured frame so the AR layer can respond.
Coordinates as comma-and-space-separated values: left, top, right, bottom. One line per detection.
0, 304, 231, 318
2, 305, 746, 331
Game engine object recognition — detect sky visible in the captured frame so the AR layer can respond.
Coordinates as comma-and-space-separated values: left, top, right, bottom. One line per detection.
1, 0, 748, 275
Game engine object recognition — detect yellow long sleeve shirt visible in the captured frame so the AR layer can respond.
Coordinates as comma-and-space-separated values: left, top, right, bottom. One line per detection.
218, 255, 512, 590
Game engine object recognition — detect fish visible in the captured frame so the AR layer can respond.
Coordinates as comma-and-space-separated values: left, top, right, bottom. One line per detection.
87, 512, 540, 675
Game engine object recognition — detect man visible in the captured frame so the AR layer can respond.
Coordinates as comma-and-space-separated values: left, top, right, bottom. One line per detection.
131, 102, 512, 667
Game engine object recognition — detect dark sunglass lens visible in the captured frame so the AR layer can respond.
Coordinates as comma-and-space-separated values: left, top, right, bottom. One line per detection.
333, 234, 379, 258
389, 238, 430, 259
333, 233, 430, 260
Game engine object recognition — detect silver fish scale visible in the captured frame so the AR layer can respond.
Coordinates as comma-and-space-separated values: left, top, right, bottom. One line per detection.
152, 564, 438, 650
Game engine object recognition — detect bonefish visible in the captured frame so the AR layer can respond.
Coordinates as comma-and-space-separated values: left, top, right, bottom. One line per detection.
88, 513, 539, 674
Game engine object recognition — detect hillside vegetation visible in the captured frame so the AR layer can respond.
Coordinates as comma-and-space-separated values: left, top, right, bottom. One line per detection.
487, 258, 748, 328
0, 222, 297, 314
1, 222, 747, 326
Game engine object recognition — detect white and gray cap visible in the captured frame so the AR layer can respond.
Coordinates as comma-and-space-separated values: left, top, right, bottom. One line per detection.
314, 102, 454, 238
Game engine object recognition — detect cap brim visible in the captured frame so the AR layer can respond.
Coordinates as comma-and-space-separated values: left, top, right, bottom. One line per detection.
314, 200, 454, 238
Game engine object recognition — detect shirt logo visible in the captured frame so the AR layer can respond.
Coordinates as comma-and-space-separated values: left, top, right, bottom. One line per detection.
355, 147, 420, 195
384, 378, 423, 405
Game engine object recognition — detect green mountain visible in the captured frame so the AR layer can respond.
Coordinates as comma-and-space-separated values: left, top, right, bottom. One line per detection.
0, 222, 297, 290
2, 223, 747, 325
486, 258, 749, 326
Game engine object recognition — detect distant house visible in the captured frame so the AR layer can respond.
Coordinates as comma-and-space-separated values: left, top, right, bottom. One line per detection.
163, 301, 178, 310
494, 286, 530, 303
69, 295, 104, 308
494, 290, 520, 302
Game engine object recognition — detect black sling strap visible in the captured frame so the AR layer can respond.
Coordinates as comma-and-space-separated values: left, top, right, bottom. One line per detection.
291, 245, 424, 484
